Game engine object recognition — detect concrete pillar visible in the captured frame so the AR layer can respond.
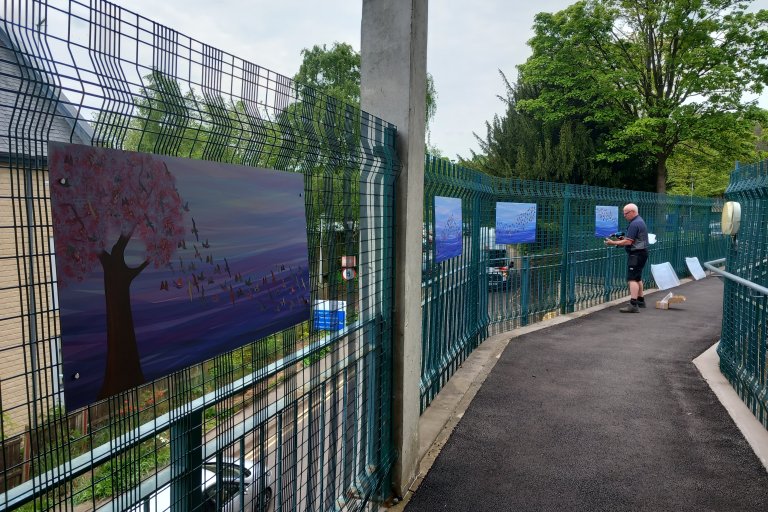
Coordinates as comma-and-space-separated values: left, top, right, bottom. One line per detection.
360, 0, 427, 498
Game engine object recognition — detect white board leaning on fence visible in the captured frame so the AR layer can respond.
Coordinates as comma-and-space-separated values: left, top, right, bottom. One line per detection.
685, 257, 707, 280
651, 262, 681, 290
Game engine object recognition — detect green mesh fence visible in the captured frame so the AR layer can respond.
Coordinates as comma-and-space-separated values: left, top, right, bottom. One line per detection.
421, 156, 727, 410
0, 1, 397, 510
717, 159, 768, 430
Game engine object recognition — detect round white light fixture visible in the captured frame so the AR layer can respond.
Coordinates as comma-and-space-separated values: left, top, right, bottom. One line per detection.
721, 201, 742, 235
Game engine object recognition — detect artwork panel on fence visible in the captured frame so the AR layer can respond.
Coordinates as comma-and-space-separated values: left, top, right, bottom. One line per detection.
685, 257, 707, 280
595, 205, 619, 237
434, 196, 462, 263
496, 202, 536, 244
49, 143, 310, 410
650, 262, 681, 290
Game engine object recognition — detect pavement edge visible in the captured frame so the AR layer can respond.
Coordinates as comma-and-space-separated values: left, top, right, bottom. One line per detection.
693, 342, 768, 472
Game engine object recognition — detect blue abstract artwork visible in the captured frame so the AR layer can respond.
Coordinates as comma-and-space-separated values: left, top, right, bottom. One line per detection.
434, 196, 463, 263
49, 143, 310, 410
595, 205, 619, 237
496, 202, 537, 244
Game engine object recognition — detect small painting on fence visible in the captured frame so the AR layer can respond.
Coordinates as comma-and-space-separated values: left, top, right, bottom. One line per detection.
434, 196, 463, 262
595, 205, 619, 237
49, 143, 310, 410
496, 202, 537, 244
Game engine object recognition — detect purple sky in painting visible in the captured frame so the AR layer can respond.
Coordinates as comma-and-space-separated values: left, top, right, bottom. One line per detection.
52, 149, 310, 410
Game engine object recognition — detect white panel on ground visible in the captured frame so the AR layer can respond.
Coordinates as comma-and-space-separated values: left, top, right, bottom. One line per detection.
651, 262, 681, 290
685, 257, 707, 280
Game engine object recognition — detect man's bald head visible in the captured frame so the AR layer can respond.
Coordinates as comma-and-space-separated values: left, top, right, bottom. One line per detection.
623, 203, 638, 220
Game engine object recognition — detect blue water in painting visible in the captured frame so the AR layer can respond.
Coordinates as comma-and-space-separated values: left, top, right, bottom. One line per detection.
497, 226, 536, 244
435, 235, 462, 262
60, 255, 310, 410
595, 220, 619, 238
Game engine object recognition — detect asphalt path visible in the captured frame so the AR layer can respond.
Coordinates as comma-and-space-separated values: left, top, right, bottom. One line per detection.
406, 277, 768, 511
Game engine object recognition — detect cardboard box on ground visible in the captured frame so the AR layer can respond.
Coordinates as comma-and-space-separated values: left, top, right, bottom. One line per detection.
656, 292, 686, 310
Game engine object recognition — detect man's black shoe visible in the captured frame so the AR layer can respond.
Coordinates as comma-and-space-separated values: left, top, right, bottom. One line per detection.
620, 303, 640, 313
637, 300, 646, 308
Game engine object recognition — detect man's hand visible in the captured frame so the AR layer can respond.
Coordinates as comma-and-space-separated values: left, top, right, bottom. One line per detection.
604, 238, 613, 247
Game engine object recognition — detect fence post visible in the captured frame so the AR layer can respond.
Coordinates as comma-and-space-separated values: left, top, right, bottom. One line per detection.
560, 185, 572, 314
521, 255, 531, 326
568, 260, 576, 313
169, 409, 203, 512
604, 247, 613, 303
361, 0, 428, 497
472, 177, 485, 342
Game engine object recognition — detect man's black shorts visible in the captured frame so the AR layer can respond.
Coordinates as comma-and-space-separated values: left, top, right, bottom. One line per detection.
627, 250, 648, 281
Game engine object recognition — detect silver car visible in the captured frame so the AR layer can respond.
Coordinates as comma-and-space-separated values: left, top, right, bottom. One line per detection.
130, 457, 273, 512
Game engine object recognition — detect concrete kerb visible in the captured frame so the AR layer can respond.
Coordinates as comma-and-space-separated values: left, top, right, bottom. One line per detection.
386, 284, 682, 510
693, 343, 768, 472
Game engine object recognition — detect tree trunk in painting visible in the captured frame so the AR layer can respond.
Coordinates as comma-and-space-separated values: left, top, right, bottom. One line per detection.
97, 234, 149, 399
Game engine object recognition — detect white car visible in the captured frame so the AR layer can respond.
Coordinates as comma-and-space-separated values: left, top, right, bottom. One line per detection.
131, 457, 273, 512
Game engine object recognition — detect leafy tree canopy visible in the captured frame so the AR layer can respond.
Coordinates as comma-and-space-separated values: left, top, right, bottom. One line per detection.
667, 114, 768, 196
517, 0, 768, 193
294, 42, 362, 104
464, 71, 653, 189
293, 42, 438, 136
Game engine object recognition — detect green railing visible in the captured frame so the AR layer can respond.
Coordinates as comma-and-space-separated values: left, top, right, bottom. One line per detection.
0, 1, 397, 510
717, 159, 768, 430
421, 156, 727, 410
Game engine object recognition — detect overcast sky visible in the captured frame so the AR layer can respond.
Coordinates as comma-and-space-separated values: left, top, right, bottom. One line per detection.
124, 0, 767, 159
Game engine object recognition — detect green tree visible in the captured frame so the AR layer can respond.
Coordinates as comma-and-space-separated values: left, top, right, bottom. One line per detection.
122, 70, 204, 157
667, 114, 768, 197
120, 71, 281, 168
289, 42, 440, 237
294, 43, 361, 104
293, 42, 438, 139
464, 71, 631, 187
518, 0, 768, 193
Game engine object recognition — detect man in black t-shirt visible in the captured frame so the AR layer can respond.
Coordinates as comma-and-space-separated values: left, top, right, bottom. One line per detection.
604, 203, 649, 313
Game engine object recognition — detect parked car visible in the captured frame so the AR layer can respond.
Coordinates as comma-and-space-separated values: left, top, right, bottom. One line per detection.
130, 457, 273, 512
485, 249, 517, 291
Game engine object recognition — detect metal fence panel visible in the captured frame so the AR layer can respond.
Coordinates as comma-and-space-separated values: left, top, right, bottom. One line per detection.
421, 156, 727, 410
0, 1, 397, 510
718, 159, 768, 430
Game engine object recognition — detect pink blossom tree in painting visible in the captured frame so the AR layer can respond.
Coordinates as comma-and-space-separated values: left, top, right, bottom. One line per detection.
50, 146, 186, 399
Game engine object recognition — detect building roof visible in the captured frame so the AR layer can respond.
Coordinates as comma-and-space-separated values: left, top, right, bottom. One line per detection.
0, 25, 93, 159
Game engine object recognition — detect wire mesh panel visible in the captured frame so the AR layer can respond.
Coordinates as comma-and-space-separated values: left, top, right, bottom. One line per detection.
420, 158, 491, 409
421, 157, 726, 410
718, 159, 768, 430
0, 0, 397, 510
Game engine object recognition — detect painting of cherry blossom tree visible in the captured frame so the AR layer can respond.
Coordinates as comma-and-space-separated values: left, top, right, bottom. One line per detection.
49, 143, 310, 410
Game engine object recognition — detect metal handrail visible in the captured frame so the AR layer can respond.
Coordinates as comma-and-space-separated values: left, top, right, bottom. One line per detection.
0, 319, 367, 509
703, 258, 768, 296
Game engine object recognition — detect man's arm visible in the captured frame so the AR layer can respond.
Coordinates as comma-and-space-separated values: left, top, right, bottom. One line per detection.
604, 237, 634, 247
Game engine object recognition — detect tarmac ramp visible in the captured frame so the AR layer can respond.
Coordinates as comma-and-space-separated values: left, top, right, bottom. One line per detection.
404, 277, 768, 511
